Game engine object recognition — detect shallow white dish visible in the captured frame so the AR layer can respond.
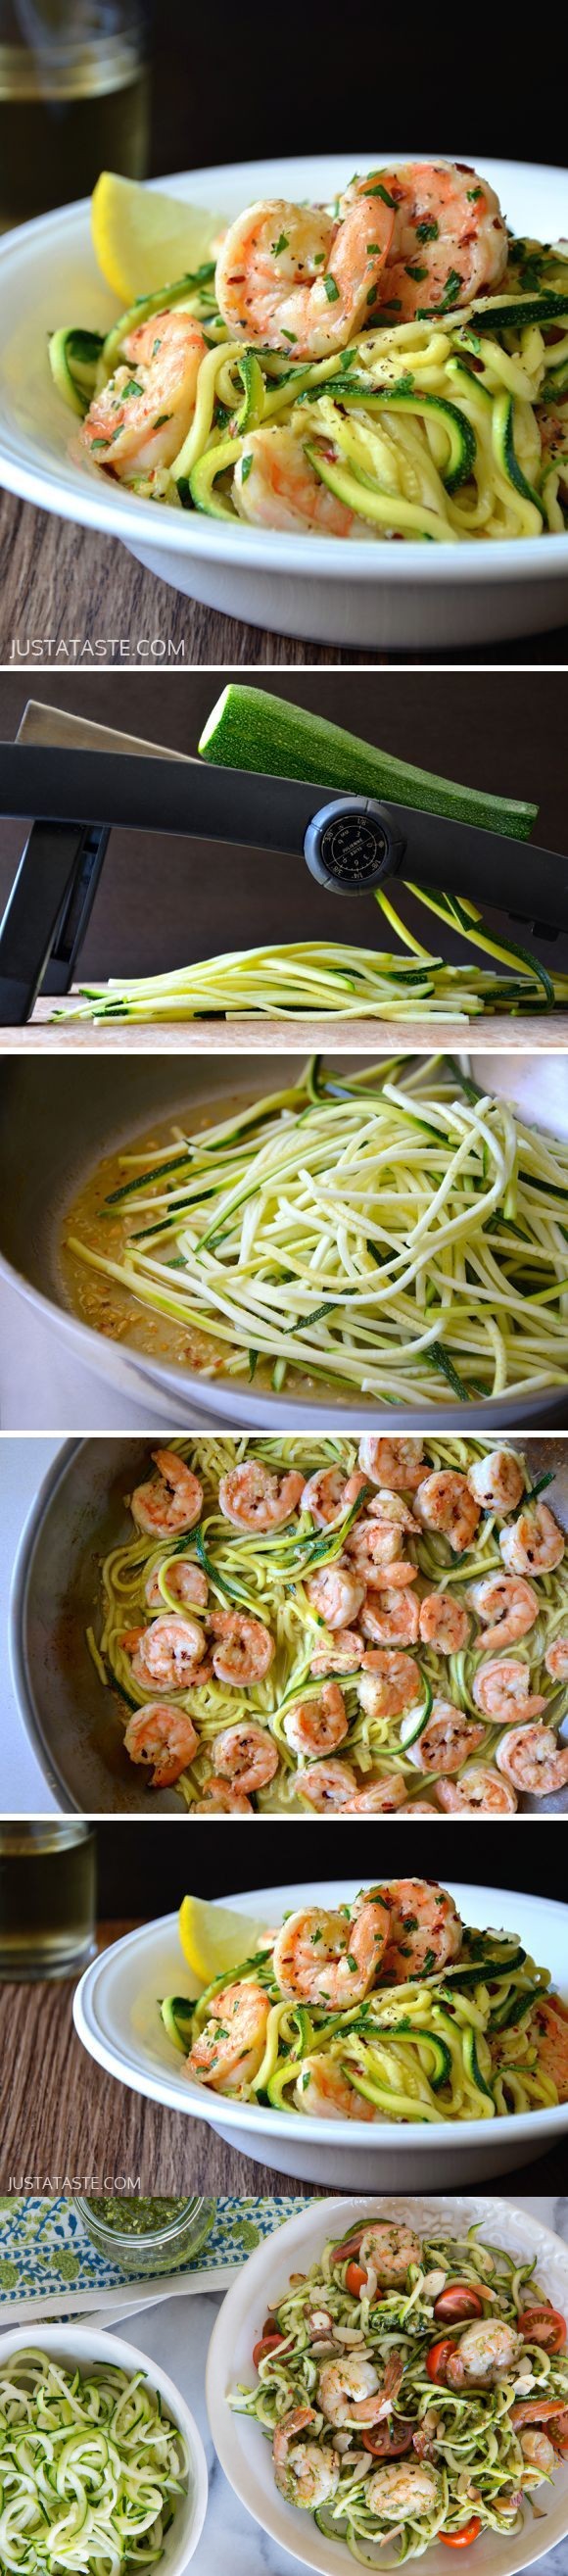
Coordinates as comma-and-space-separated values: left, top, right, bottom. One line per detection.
72, 1878, 568, 2189
206, 2193, 568, 2576
0, 2320, 208, 2573
0, 153, 567, 650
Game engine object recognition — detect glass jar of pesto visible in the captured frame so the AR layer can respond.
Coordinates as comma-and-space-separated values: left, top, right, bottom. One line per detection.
73, 2195, 215, 2275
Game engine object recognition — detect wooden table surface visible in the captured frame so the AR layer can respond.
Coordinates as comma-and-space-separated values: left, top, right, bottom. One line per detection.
3, 492, 568, 666
1, 1922, 567, 2200
3, 1001, 566, 1052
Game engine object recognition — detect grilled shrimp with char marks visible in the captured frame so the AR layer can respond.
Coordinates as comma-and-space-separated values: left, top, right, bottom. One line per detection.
272, 1893, 391, 2005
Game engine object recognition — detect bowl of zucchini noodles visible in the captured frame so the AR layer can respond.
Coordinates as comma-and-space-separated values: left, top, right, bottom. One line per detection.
0, 155, 568, 649
0, 2322, 208, 2576
206, 2194, 568, 2576
71, 1878, 568, 2188
10, 1433, 568, 1817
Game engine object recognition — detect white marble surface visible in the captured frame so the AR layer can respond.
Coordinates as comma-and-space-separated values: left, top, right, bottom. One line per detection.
1, 1435, 60, 1809
84, 2195, 568, 2576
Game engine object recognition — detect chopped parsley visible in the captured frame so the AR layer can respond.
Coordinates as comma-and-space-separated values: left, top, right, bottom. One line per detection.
323, 275, 340, 303
466, 187, 483, 202
240, 453, 254, 481
364, 181, 397, 207
271, 231, 289, 257
405, 264, 428, 283
416, 219, 439, 243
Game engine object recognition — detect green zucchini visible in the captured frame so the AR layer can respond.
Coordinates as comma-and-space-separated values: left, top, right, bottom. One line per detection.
160, 1994, 194, 2054
399, 1679, 433, 1747
305, 441, 455, 540
462, 2027, 495, 2102
492, 392, 544, 518
187, 433, 242, 516
469, 290, 568, 331
235, 351, 264, 432
371, 2021, 451, 2090
199, 685, 538, 841
334, 382, 476, 493
48, 326, 105, 417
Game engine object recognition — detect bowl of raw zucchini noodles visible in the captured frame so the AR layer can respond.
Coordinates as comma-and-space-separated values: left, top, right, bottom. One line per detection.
1, 155, 568, 648
206, 2194, 568, 2576
0, 2323, 208, 2576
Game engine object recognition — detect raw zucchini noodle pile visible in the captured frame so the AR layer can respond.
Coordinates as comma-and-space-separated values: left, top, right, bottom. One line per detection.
0, 2348, 188, 2576
50, 230, 568, 544
90, 1433, 568, 1814
54, 929, 568, 1033
164, 1879, 568, 2121
229, 2217, 568, 2563
66, 1055, 568, 1410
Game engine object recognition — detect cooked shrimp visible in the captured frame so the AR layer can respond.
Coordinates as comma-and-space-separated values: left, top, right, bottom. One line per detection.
446, 2319, 522, 2387
519, 2430, 556, 2476
217, 1461, 304, 1531
437, 1767, 517, 1815
82, 311, 206, 481
293, 2055, 375, 2117
511, 2398, 568, 2427
399, 1800, 440, 1815
414, 1472, 481, 1555
273, 2408, 340, 2508
466, 1448, 525, 1514
365, 2461, 440, 2519
500, 1502, 566, 1578
193, 1780, 253, 1816
319, 2350, 402, 2429
209, 1609, 274, 1685
357, 2221, 420, 2287
272, 1893, 390, 2006
131, 1448, 203, 1536
347, 1516, 418, 1585
414, 1700, 486, 1775
310, 1629, 364, 1677
496, 1723, 568, 1797
145, 1558, 209, 1611
186, 1980, 270, 2093
124, 1613, 208, 1691
472, 1659, 546, 1722
282, 1681, 348, 1758
123, 1700, 198, 1790
418, 1593, 471, 1653
381, 1876, 462, 1980
307, 1565, 366, 1629
545, 1635, 568, 1681
234, 423, 357, 537
212, 1720, 279, 1794
301, 1466, 368, 1528
468, 1574, 539, 1653
351, 1774, 407, 1813
374, 160, 507, 321
361, 1590, 420, 1647
299, 1759, 359, 1812
215, 186, 394, 358
357, 1651, 421, 1721
529, 1995, 568, 2100
358, 1436, 425, 1492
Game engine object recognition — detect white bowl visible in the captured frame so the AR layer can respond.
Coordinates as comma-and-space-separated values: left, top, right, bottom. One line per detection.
72, 1878, 568, 2189
206, 2193, 568, 2576
0, 2321, 208, 2572
1, 153, 568, 651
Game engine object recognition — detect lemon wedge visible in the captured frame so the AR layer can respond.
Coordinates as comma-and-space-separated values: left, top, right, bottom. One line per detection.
178, 1893, 269, 1985
91, 170, 226, 303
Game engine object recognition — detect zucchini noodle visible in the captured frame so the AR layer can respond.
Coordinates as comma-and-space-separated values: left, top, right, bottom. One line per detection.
65, 1055, 568, 1409
53, 940, 568, 1030
228, 2218, 568, 2564
49, 233, 568, 545
91, 1434, 568, 1812
163, 1887, 568, 2122
0, 2348, 188, 2576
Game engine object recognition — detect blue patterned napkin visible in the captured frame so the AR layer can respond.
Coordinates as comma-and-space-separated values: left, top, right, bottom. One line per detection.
0, 2196, 308, 2305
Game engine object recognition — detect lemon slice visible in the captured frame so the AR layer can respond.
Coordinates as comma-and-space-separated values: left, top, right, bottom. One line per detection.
91, 170, 226, 303
178, 1893, 269, 1984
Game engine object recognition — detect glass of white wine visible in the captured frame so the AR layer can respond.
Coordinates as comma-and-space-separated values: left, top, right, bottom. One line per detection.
0, 0, 150, 231
0, 1822, 96, 1978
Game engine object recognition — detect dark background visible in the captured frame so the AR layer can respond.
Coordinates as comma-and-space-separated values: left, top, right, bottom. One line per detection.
95, 1817, 567, 1916
147, 7, 568, 182
1, 666, 566, 981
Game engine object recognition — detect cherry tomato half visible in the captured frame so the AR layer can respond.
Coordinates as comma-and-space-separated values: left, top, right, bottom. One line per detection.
434, 2287, 484, 2325
427, 2338, 456, 2385
362, 2423, 413, 2459
346, 2261, 367, 2298
441, 2521, 481, 2549
253, 2334, 285, 2370
518, 2305, 567, 2355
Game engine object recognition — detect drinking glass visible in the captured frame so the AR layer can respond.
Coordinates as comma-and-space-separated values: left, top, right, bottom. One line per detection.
0, 1, 150, 230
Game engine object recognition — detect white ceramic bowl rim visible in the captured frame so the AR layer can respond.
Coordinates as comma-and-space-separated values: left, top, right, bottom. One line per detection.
205, 2193, 568, 2576
0, 2320, 209, 2572
1, 153, 568, 588
72, 1879, 568, 2154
